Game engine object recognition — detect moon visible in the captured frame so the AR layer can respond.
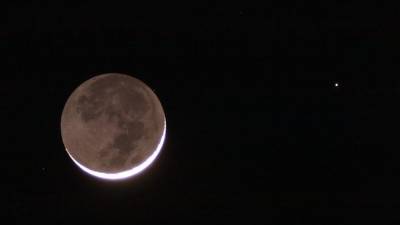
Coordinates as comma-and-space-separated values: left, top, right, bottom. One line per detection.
60, 73, 166, 180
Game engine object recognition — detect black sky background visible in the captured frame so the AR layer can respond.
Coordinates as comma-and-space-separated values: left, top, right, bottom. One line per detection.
2, 1, 400, 224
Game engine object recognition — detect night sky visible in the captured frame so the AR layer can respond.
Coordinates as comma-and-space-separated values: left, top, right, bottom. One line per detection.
3, 2, 400, 224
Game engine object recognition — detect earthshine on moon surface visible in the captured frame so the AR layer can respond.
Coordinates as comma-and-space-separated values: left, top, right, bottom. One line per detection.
60, 73, 166, 180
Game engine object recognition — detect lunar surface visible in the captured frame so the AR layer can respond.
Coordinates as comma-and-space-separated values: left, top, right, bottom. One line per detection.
60, 73, 166, 180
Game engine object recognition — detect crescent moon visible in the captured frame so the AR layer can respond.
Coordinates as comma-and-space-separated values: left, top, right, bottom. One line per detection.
66, 122, 166, 180
60, 73, 166, 180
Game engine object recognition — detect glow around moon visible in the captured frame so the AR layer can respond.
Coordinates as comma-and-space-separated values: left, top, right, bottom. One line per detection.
67, 120, 166, 180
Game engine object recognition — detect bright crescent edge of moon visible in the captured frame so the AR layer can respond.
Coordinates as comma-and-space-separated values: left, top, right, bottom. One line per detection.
66, 119, 166, 180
